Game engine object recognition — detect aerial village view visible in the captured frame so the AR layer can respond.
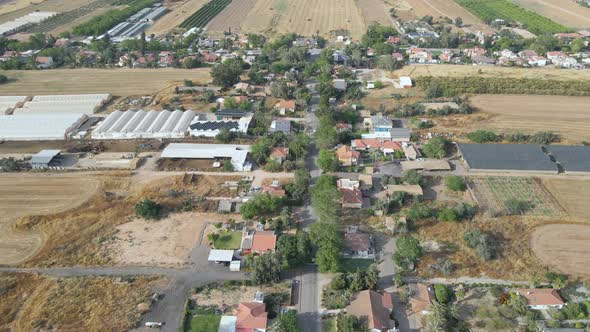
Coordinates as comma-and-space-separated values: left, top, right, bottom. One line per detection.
1, 0, 590, 331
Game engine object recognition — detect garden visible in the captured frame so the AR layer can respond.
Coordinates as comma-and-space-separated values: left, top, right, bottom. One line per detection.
179, 0, 232, 29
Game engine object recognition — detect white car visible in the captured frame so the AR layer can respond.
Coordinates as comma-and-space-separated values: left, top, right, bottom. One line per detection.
145, 322, 163, 328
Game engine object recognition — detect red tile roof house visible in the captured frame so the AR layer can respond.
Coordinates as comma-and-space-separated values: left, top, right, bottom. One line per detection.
269, 147, 289, 164
407, 283, 435, 330
346, 290, 396, 332
516, 288, 565, 310
340, 187, 363, 209
274, 99, 297, 115
249, 231, 277, 254
336, 145, 360, 167
261, 183, 286, 198
233, 302, 268, 332
382, 141, 402, 155
352, 139, 382, 151
35, 56, 53, 69
343, 232, 374, 258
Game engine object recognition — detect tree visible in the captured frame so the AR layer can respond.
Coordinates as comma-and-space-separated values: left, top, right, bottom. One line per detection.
434, 284, 453, 304
466, 130, 499, 143
250, 138, 272, 165
0, 74, 7, 84
240, 193, 283, 219
454, 17, 463, 27
270, 309, 299, 332
402, 170, 423, 185
422, 137, 450, 159
135, 198, 162, 220
426, 83, 443, 99
505, 198, 530, 215
311, 175, 341, 223
445, 176, 466, 191
252, 251, 281, 284
264, 158, 282, 172
463, 229, 498, 261
437, 207, 459, 222
309, 222, 341, 272
529, 131, 560, 145
215, 127, 236, 143
314, 115, 338, 149
211, 58, 244, 88
285, 169, 311, 202
315, 243, 341, 272
364, 264, 380, 290
393, 235, 423, 270
0, 158, 19, 172
316, 150, 339, 173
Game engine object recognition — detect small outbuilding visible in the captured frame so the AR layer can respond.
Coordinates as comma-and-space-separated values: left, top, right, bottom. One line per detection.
208, 249, 235, 263
30, 150, 62, 169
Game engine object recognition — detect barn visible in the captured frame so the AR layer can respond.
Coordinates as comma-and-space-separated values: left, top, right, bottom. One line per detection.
457, 144, 558, 174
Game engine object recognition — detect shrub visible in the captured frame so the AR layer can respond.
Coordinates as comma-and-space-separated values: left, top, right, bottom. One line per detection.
464, 229, 498, 260
434, 284, 453, 304
402, 170, 423, 185
505, 198, 530, 215
422, 137, 450, 159
135, 198, 161, 219
438, 207, 459, 222
445, 176, 466, 191
466, 130, 499, 143
0, 74, 7, 84
406, 203, 435, 221
529, 131, 560, 145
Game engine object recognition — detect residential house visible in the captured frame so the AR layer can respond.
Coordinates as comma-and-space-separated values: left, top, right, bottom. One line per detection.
233, 302, 268, 332
365, 116, 393, 133
274, 99, 296, 114
472, 55, 496, 65
527, 56, 547, 67
336, 145, 360, 166
269, 147, 289, 164
402, 143, 420, 160
336, 122, 352, 132
516, 289, 565, 310
352, 138, 382, 151
391, 52, 404, 61
407, 47, 435, 64
340, 187, 363, 209
262, 181, 286, 198
382, 141, 402, 155
158, 52, 175, 68
35, 56, 53, 69
519, 50, 538, 59
200, 51, 218, 63
337, 178, 360, 190
465, 47, 486, 59
343, 231, 374, 258
407, 283, 435, 330
269, 119, 291, 134
386, 36, 400, 45
346, 290, 396, 332
242, 230, 277, 254
547, 51, 579, 68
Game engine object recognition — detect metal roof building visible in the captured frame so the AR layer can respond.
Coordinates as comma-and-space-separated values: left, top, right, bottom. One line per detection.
0, 113, 88, 140
12, 94, 110, 115
545, 145, 590, 174
458, 143, 557, 174
30, 150, 61, 169
208, 249, 235, 262
161, 143, 252, 171
92, 110, 196, 139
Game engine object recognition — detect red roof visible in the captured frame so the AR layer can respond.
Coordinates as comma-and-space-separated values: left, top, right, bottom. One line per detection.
336, 145, 360, 159
383, 141, 402, 151
262, 184, 286, 197
386, 36, 400, 44
251, 231, 277, 253
275, 99, 296, 110
516, 289, 564, 307
270, 147, 289, 158
339, 188, 362, 205
353, 139, 382, 149
344, 232, 371, 252
233, 302, 268, 331
347, 290, 394, 330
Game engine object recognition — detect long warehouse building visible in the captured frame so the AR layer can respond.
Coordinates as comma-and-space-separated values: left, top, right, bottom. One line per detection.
11, 94, 111, 115
92, 109, 196, 139
0, 113, 88, 140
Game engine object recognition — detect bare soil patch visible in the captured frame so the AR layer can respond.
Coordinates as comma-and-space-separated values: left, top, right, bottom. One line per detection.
147, 0, 208, 35
544, 179, 590, 221
0, 272, 160, 332
0, 174, 100, 265
531, 224, 590, 277
513, 0, 590, 29
470, 95, 590, 143
1, 68, 211, 96
191, 282, 291, 307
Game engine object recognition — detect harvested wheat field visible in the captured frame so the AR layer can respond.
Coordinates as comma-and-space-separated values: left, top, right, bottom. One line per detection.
241, 0, 367, 39
108, 211, 241, 266
405, 0, 489, 30
0, 68, 211, 96
0, 0, 93, 20
416, 216, 560, 280
513, 0, 590, 29
0, 174, 100, 265
470, 95, 590, 143
392, 64, 590, 81
544, 179, 590, 221
207, 0, 257, 34
0, 272, 161, 332
356, 0, 394, 27
147, 0, 208, 35
531, 224, 590, 277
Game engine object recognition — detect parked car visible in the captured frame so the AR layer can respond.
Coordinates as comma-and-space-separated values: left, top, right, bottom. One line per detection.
145, 322, 164, 328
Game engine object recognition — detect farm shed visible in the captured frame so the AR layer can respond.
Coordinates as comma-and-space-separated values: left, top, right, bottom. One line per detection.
160, 143, 252, 171
189, 114, 252, 138
13, 94, 111, 115
545, 145, 590, 174
0, 113, 88, 140
401, 160, 451, 172
458, 144, 557, 174
30, 150, 62, 169
208, 249, 235, 263
92, 110, 195, 139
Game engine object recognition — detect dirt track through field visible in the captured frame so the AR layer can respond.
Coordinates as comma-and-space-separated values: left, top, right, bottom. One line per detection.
0, 174, 100, 265
531, 224, 590, 277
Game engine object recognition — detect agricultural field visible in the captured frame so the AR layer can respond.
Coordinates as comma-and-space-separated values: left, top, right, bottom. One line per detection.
0, 68, 211, 96
0, 0, 95, 23
356, 0, 394, 27
513, 0, 590, 30
468, 95, 590, 143
454, 0, 570, 35
531, 224, 590, 277
544, 179, 590, 220
0, 174, 101, 265
179, 0, 232, 29
146, 0, 208, 35
0, 272, 160, 331
206, 0, 257, 34
466, 176, 566, 217
405, 0, 488, 28
392, 64, 590, 81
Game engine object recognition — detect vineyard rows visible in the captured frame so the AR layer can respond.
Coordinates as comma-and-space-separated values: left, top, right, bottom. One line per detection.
24, 0, 120, 34
454, 0, 570, 35
467, 176, 566, 217
179, 0, 232, 29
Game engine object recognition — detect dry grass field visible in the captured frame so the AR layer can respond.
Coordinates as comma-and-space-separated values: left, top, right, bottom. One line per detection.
0, 68, 211, 96
544, 179, 590, 220
469, 95, 590, 143
531, 224, 590, 277
356, 0, 394, 27
0, 174, 101, 265
0, 273, 160, 331
146, 0, 208, 35
393, 64, 590, 81
239, 0, 367, 39
207, 0, 257, 34
512, 0, 590, 29
0, 0, 94, 22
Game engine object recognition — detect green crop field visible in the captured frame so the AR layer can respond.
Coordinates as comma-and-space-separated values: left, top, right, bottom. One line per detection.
179, 0, 232, 29
454, 0, 570, 35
